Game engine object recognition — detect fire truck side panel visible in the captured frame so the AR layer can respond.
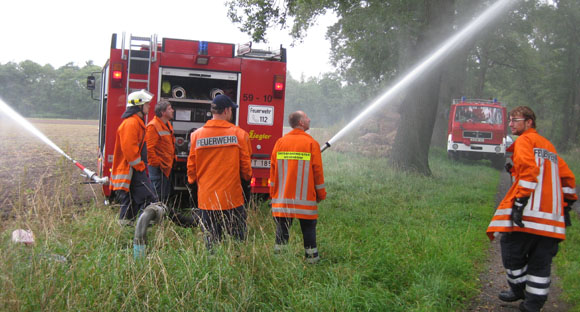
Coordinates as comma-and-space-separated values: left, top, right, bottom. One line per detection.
239, 59, 286, 193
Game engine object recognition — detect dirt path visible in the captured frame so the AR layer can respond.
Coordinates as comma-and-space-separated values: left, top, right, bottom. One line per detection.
468, 171, 571, 311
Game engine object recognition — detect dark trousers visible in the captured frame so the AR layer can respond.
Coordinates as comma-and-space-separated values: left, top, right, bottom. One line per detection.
200, 206, 247, 250
118, 170, 158, 221
148, 165, 172, 203
274, 217, 317, 255
500, 232, 559, 311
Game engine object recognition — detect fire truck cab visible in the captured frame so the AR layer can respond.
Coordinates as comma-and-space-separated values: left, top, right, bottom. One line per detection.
447, 98, 509, 168
88, 33, 286, 205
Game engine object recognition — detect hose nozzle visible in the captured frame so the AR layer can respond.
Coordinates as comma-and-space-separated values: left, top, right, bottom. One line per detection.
75, 161, 109, 184
321, 142, 331, 153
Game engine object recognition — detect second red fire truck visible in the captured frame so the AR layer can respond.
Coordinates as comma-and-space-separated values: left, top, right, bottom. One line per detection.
87, 33, 286, 206
446, 97, 511, 168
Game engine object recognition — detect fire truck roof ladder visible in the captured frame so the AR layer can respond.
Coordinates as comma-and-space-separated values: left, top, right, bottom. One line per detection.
122, 33, 158, 96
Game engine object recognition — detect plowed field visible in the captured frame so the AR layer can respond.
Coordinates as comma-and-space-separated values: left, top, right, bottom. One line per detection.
0, 117, 99, 219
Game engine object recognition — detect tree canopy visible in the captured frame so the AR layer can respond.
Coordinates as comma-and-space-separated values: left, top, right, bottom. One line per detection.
228, 0, 580, 174
0, 61, 100, 119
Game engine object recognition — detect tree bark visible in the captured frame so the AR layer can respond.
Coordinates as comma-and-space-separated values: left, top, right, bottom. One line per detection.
390, 0, 455, 175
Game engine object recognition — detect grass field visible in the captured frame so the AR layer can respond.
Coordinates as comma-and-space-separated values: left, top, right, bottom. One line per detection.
0, 119, 578, 311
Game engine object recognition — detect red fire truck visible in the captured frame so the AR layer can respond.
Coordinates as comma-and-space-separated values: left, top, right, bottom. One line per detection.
446, 98, 510, 168
87, 33, 286, 204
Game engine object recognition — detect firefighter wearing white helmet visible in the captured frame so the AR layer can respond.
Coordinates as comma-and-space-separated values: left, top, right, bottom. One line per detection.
111, 89, 158, 226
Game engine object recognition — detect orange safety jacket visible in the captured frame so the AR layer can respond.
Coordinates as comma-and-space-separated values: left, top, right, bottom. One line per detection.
269, 129, 326, 220
187, 119, 252, 210
111, 114, 147, 192
146, 116, 175, 178
487, 128, 577, 241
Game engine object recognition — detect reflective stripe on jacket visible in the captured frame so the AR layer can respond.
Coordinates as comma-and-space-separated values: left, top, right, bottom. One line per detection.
111, 114, 147, 192
187, 119, 252, 210
487, 128, 577, 240
269, 128, 326, 220
146, 116, 175, 177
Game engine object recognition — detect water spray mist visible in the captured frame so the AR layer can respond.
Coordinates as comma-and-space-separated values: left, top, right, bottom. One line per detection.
321, 0, 519, 152
0, 98, 108, 184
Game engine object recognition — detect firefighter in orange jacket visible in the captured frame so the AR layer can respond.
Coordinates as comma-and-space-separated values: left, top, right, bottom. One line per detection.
269, 111, 326, 264
145, 99, 175, 202
487, 106, 577, 312
111, 90, 158, 226
187, 95, 252, 250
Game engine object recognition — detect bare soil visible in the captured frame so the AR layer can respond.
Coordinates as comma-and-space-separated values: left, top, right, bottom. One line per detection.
0, 118, 99, 220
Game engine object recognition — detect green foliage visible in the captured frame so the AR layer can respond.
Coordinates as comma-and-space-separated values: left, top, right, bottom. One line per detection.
554, 150, 580, 310
1, 150, 502, 311
0, 61, 101, 119
285, 72, 372, 126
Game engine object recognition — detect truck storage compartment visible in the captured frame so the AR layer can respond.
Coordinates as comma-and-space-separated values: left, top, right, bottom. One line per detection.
159, 68, 240, 192
159, 68, 239, 157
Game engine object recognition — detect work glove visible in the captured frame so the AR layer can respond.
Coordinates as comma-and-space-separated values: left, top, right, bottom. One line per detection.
504, 162, 513, 174
512, 197, 529, 227
564, 199, 576, 227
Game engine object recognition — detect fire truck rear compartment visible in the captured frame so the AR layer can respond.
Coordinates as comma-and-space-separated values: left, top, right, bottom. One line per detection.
159, 69, 239, 193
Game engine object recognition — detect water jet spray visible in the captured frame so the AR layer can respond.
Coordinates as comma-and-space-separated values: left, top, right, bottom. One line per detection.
0, 98, 109, 185
321, 0, 518, 152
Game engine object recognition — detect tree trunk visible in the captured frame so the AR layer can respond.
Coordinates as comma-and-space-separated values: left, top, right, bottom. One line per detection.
391, 0, 455, 175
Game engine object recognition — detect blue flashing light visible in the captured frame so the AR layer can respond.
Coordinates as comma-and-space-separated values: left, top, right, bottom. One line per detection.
199, 41, 208, 55
461, 96, 466, 102
493, 98, 498, 103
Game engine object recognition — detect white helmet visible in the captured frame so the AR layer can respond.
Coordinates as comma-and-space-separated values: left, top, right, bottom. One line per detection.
127, 89, 154, 107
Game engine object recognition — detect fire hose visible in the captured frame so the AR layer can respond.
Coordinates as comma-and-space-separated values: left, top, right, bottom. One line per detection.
134, 203, 166, 259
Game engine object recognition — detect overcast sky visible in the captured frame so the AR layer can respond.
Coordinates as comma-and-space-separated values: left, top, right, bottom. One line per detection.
1, 0, 336, 78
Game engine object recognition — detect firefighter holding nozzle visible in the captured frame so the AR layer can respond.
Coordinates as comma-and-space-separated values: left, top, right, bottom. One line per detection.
111, 90, 158, 226
269, 111, 327, 264
187, 95, 252, 251
486, 106, 577, 312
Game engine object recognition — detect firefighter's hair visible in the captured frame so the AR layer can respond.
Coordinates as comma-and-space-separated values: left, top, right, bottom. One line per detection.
210, 104, 225, 115
289, 111, 304, 128
155, 100, 171, 117
510, 106, 536, 128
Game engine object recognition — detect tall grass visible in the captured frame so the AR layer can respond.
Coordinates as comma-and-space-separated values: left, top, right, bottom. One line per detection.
1, 149, 513, 311
554, 150, 580, 311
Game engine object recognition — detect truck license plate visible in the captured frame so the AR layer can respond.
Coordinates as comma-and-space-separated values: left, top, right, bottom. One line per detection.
252, 159, 271, 168
471, 138, 485, 142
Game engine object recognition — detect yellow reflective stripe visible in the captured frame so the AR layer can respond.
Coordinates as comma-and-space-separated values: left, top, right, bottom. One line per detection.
277, 151, 311, 160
